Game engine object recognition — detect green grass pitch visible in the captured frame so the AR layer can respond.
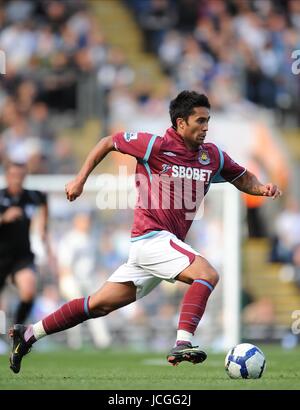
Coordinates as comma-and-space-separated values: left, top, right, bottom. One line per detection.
0, 345, 299, 390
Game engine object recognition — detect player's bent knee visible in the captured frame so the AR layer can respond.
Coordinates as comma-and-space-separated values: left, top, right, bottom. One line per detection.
208, 269, 219, 286
89, 304, 114, 318
196, 258, 219, 286
196, 264, 219, 286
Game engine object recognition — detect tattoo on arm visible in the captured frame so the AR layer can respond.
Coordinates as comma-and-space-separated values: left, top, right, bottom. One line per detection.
232, 171, 263, 195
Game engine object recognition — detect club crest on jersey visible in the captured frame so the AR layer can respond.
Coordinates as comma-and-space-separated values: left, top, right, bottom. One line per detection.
124, 132, 138, 142
198, 150, 210, 165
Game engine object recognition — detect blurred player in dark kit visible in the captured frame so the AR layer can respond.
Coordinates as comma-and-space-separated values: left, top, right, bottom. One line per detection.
0, 162, 48, 326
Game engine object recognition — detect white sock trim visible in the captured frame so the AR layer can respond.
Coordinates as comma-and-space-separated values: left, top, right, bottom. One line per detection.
32, 320, 47, 340
176, 329, 193, 344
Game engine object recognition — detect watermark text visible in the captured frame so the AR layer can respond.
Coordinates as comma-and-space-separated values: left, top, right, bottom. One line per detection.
0, 310, 6, 334
95, 166, 206, 220
0, 50, 6, 74
291, 310, 300, 334
291, 50, 300, 75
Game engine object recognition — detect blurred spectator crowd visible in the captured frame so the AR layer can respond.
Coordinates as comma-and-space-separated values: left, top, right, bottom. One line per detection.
1, 0, 299, 174
0, 0, 135, 174
125, 0, 300, 123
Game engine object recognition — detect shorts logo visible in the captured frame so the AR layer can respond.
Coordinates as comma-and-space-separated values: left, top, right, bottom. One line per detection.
124, 132, 138, 142
198, 150, 210, 165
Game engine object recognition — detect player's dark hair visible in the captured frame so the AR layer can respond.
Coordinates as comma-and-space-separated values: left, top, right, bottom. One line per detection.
169, 91, 210, 129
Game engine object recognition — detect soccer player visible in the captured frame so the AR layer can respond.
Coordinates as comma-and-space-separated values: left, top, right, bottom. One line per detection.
0, 162, 48, 328
9, 91, 281, 373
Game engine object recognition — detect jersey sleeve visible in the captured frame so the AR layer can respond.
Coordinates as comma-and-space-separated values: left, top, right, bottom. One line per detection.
220, 151, 246, 183
112, 132, 161, 161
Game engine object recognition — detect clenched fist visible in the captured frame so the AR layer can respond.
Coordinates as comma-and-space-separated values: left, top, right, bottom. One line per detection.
261, 183, 282, 200
65, 179, 84, 202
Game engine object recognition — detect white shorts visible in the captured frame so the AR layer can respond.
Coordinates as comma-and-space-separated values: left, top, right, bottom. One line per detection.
108, 231, 200, 299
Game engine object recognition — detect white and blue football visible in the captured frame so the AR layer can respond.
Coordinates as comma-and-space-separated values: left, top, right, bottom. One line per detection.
225, 343, 266, 379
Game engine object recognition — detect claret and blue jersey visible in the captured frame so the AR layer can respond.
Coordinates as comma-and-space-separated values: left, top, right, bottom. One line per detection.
113, 127, 246, 242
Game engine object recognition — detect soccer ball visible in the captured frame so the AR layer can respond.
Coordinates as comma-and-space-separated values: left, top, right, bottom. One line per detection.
225, 343, 266, 379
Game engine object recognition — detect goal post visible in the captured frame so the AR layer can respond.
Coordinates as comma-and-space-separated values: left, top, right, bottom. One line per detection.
222, 183, 241, 349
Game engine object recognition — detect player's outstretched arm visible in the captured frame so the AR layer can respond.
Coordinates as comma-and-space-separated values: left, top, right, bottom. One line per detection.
231, 170, 282, 200
65, 136, 115, 202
